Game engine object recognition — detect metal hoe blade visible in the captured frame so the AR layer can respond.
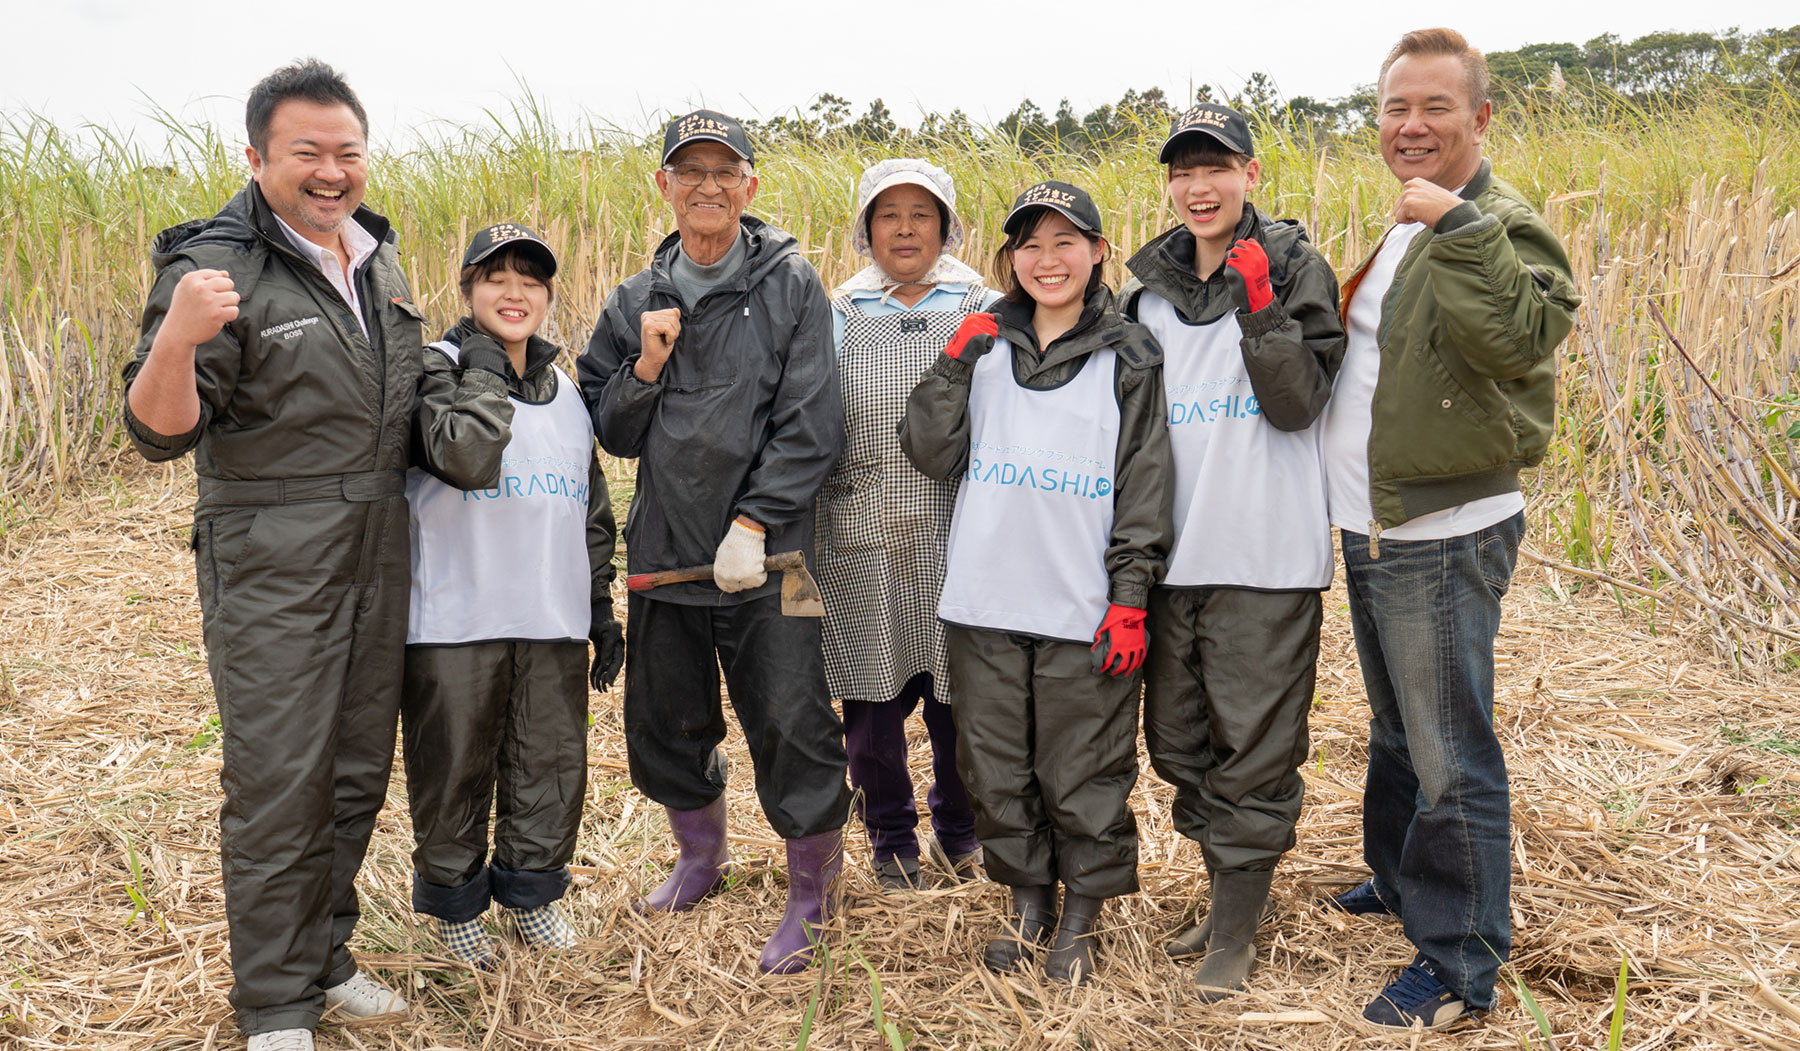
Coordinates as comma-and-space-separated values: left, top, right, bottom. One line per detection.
779, 565, 826, 617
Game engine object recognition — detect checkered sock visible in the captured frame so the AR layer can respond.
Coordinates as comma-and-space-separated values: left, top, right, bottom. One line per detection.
509, 902, 578, 949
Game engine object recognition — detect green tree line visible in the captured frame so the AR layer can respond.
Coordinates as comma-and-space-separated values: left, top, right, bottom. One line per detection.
739, 24, 1800, 154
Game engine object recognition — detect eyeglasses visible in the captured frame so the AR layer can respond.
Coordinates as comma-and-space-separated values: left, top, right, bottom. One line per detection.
664, 163, 749, 189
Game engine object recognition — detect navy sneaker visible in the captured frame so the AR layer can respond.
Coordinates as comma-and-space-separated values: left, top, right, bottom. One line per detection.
1323, 878, 1397, 917
1362, 958, 1467, 1030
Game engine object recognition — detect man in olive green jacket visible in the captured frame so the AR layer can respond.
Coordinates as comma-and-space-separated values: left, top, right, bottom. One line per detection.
121, 61, 506, 1051
1317, 28, 1579, 1033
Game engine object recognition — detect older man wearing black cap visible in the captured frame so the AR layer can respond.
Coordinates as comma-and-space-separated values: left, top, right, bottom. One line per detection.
576, 109, 849, 975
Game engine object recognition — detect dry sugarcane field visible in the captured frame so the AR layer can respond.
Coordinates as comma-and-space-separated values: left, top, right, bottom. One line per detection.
3, 85, 1800, 1050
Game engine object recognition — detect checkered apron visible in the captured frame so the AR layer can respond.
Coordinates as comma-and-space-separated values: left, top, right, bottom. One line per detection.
817, 286, 989, 703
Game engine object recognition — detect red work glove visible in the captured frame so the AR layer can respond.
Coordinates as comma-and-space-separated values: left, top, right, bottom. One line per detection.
1223, 238, 1273, 314
1090, 603, 1148, 676
944, 312, 998, 362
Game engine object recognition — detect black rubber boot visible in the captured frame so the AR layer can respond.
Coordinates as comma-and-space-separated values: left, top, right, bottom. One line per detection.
1170, 879, 1278, 960
1044, 891, 1105, 986
1166, 911, 1212, 960
1166, 870, 1215, 960
981, 884, 1057, 974
1191, 869, 1274, 1001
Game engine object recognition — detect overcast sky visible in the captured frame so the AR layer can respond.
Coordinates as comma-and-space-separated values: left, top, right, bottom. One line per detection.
8, 1, 1795, 153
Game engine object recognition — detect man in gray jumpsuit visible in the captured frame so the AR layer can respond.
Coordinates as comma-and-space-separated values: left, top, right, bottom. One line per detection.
122, 60, 506, 1051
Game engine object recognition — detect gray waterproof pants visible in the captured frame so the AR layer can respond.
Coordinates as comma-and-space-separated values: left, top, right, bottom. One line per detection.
1142, 587, 1320, 873
193, 486, 408, 1036
943, 626, 1139, 898
623, 592, 850, 838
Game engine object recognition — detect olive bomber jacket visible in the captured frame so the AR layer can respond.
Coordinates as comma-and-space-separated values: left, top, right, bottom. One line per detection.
122, 182, 509, 503
1342, 158, 1581, 530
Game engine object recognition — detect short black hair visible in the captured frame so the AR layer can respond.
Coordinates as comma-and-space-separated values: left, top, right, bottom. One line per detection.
1164, 138, 1251, 173
458, 244, 557, 302
246, 59, 369, 154
992, 206, 1108, 307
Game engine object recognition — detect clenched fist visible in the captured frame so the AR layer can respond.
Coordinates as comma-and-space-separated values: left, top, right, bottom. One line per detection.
164, 269, 240, 348
634, 307, 682, 383
1391, 178, 1464, 228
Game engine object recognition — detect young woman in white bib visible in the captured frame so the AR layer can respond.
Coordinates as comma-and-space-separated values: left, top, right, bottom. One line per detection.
900, 181, 1174, 986
402, 225, 624, 966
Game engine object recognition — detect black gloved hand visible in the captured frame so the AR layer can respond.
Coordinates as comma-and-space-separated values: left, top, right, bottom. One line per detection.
589, 615, 625, 692
459, 331, 512, 380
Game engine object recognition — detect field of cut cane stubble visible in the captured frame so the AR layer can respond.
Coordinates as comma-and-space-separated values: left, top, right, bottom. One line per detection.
2, 89, 1799, 1049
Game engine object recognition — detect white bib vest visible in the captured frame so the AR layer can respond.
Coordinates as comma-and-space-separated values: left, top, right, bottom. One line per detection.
1139, 294, 1332, 590
407, 343, 595, 644
938, 339, 1119, 642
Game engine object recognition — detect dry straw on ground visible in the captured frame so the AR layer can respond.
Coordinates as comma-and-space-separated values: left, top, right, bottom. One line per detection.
2, 466, 1797, 1050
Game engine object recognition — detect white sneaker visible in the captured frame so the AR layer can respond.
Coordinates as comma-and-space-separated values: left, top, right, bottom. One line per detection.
247, 1029, 314, 1051
322, 970, 407, 1019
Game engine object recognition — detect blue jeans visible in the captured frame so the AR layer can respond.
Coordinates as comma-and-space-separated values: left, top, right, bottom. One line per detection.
1340, 511, 1523, 1010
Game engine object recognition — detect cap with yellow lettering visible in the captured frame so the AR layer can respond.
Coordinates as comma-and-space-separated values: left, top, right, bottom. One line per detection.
661, 109, 755, 165
1002, 180, 1103, 237
1158, 103, 1254, 162
462, 222, 557, 277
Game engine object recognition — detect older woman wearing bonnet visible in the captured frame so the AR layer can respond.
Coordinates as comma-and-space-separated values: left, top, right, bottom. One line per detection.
817, 159, 999, 891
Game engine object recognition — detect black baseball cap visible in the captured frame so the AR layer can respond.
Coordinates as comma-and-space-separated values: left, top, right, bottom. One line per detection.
662, 109, 755, 165
1002, 180, 1103, 237
462, 223, 557, 277
1158, 103, 1255, 162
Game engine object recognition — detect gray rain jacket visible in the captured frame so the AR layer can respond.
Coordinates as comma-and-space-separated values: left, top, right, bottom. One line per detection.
576, 216, 841, 606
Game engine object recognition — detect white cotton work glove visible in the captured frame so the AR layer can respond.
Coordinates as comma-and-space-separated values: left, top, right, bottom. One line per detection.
713, 520, 768, 593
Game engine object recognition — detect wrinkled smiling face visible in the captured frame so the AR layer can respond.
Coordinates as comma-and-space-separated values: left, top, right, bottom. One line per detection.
249, 99, 367, 246
1379, 52, 1490, 190
867, 184, 945, 285
656, 141, 757, 245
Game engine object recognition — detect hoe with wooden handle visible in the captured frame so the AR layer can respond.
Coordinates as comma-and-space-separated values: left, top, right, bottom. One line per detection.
623, 550, 826, 617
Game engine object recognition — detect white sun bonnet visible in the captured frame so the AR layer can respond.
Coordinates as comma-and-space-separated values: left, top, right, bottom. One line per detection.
851, 158, 965, 256
836, 158, 985, 296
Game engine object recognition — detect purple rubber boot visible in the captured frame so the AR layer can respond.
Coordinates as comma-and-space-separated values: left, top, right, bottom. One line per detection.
636, 795, 732, 914
759, 829, 844, 974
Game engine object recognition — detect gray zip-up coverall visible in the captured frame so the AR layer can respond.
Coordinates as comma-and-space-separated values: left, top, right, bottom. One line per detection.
121, 183, 505, 1035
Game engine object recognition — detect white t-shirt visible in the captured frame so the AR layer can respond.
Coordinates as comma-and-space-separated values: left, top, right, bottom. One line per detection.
1321, 221, 1523, 540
